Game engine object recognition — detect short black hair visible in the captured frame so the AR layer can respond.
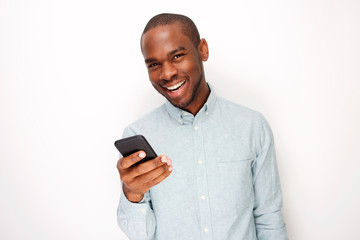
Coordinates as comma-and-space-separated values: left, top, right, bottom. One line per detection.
142, 13, 201, 47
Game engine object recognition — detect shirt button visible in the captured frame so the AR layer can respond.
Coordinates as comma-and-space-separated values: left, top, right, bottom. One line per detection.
194, 125, 198, 130
206, 111, 209, 115
183, 112, 188, 116
198, 160, 203, 165
139, 208, 146, 213
201, 194, 206, 200
204, 228, 209, 233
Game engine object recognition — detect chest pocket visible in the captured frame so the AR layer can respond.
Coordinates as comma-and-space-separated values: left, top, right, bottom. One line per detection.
210, 158, 253, 217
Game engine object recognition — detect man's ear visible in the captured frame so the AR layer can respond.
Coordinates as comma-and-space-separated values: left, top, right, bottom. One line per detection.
198, 38, 209, 62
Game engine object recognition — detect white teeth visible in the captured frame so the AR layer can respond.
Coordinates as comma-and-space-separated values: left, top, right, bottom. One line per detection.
166, 80, 185, 91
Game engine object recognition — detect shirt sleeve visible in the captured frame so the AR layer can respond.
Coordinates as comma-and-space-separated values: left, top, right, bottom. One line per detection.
116, 127, 156, 240
252, 114, 287, 240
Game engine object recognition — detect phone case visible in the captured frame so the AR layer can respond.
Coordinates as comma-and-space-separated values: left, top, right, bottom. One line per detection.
114, 135, 157, 163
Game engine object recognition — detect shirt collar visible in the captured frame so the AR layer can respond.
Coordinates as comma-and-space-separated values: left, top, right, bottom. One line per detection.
165, 83, 217, 124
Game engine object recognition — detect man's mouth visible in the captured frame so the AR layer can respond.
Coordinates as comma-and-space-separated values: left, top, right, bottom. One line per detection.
165, 80, 186, 92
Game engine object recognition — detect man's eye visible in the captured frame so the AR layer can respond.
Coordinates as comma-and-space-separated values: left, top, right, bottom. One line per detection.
173, 54, 184, 59
148, 63, 158, 68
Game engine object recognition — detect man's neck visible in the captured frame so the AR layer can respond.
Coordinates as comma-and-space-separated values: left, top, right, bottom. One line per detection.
185, 81, 210, 116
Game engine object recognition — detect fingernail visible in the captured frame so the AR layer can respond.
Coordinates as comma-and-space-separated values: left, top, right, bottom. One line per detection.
167, 159, 172, 166
168, 166, 173, 171
161, 156, 167, 163
139, 152, 146, 158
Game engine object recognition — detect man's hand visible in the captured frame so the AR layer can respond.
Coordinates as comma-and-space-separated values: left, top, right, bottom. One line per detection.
117, 151, 173, 203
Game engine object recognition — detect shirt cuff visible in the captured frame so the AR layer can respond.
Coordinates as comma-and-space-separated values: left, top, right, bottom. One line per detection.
118, 187, 149, 216
117, 187, 154, 239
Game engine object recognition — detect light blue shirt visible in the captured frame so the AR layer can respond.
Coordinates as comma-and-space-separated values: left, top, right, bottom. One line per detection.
117, 84, 287, 240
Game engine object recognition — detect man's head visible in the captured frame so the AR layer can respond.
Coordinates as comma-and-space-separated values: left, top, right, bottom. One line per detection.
141, 13, 201, 49
140, 13, 210, 115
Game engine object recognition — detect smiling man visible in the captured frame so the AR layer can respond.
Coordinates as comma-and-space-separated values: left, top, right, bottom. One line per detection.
142, 21, 209, 115
116, 13, 287, 240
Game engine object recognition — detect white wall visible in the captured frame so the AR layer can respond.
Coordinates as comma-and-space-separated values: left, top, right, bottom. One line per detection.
1, 0, 359, 239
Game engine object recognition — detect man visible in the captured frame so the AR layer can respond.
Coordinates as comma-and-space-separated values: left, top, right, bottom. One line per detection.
117, 13, 287, 240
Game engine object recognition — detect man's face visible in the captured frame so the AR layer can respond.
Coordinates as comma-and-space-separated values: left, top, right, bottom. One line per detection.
141, 23, 208, 112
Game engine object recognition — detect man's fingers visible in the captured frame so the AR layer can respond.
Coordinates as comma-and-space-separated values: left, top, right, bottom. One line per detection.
135, 163, 173, 188
131, 155, 171, 177
118, 153, 173, 194
118, 151, 146, 169
151, 165, 173, 185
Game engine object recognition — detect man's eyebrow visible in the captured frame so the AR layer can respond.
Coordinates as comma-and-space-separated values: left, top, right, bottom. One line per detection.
168, 47, 186, 57
145, 58, 156, 64
144, 47, 186, 64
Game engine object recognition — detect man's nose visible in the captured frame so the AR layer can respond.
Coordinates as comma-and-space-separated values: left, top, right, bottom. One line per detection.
160, 62, 177, 81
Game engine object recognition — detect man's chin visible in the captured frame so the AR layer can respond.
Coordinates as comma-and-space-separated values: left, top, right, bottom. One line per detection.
169, 99, 190, 109
165, 89, 199, 111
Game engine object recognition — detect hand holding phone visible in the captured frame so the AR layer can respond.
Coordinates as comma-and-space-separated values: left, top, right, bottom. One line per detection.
115, 135, 173, 203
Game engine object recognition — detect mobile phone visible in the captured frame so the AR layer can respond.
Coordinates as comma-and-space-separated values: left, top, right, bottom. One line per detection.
114, 135, 157, 164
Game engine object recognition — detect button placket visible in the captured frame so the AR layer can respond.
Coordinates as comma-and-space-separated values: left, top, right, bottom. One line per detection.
193, 117, 212, 239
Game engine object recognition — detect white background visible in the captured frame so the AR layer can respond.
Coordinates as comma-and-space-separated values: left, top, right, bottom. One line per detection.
1, 0, 359, 239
